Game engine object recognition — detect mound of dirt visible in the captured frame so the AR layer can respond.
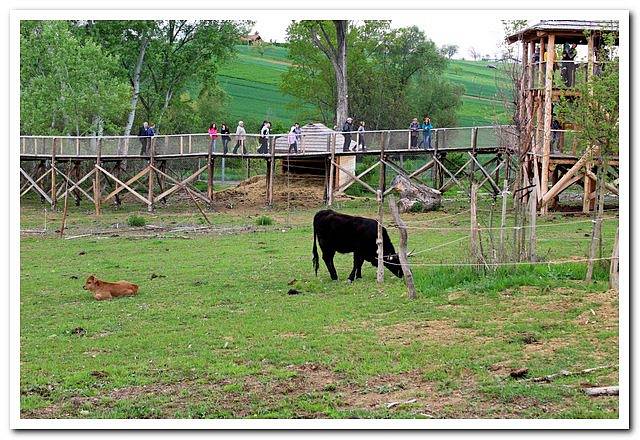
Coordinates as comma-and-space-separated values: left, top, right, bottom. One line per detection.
213, 174, 327, 209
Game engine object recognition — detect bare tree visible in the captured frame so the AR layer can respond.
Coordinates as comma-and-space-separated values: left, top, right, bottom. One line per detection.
440, 44, 459, 59
468, 47, 481, 61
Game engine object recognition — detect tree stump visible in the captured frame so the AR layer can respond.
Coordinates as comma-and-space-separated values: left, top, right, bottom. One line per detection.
389, 174, 442, 213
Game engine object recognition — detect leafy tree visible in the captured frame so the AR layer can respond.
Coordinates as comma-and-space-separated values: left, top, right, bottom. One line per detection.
140, 20, 251, 132
283, 21, 463, 129
20, 21, 130, 135
440, 44, 459, 59
555, 34, 619, 156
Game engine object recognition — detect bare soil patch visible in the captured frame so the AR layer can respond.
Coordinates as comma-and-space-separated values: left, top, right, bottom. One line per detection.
378, 319, 484, 346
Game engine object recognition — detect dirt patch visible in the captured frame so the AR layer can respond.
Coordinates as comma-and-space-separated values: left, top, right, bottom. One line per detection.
378, 320, 483, 346
212, 175, 329, 210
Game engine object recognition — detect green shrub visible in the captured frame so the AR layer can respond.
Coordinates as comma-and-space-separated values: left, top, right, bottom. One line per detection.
255, 215, 274, 226
127, 214, 147, 227
409, 201, 424, 212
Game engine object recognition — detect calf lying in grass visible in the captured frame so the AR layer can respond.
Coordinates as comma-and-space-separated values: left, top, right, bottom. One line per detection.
83, 275, 138, 301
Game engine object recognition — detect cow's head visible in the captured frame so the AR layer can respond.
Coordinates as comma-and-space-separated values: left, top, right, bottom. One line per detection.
383, 254, 404, 278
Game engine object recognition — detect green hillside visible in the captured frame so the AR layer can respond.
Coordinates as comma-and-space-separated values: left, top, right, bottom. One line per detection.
215, 44, 513, 128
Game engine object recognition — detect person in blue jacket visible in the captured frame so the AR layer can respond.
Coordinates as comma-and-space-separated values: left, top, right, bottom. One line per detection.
419, 116, 433, 149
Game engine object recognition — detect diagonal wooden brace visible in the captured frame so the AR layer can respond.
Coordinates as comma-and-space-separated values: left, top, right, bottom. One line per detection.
96, 164, 150, 206
20, 168, 53, 203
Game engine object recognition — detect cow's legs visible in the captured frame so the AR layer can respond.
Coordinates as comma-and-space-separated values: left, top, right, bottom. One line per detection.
355, 255, 364, 279
348, 254, 365, 282
322, 250, 339, 281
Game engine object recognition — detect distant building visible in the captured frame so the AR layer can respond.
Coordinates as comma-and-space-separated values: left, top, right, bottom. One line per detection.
241, 31, 263, 45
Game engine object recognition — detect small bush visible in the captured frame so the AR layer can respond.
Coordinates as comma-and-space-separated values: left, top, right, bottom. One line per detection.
127, 214, 147, 227
255, 215, 274, 226
409, 201, 424, 212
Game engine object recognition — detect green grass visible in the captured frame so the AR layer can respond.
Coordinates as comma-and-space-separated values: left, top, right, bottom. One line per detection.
20, 196, 619, 419
211, 45, 512, 130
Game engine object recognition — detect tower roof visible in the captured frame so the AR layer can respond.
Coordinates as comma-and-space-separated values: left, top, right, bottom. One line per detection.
506, 20, 619, 44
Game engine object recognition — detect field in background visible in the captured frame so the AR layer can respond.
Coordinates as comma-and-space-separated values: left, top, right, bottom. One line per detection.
210, 45, 512, 130
20, 195, 619, 419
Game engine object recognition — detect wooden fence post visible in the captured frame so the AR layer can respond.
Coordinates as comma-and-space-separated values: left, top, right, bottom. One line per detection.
267, 136, 276, 206
207, 142, 214, 202
470, 183, 481, 267
94, 138, 102, 216
586, 163, 605, 282
609, 227, 619, 290
388, 195, 417, 299
50, 138, 57, 209
499, 180, 508, 262
327, 134, 336, 207
529, 186, 537, 261
147, 138, 155, 212
376, 141, 386, 284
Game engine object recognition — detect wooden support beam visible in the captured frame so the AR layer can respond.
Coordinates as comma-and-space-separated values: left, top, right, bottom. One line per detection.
19, 168, 53, 203
52, 166, 94, 202
541, 33, 556, 214
409, 159, 434, 179
332, 160, 377, 195
96, 164, 151, 206
147, 138, 155, 212
541, 146, 599, 207
94, 139, 102, 215
102, 167, 148, 203
51, 138, 57, 208
20, 168, 52, 197
154, 164, 209, 203
334, 161, 379, 195
327, 134, 336, 206
586, 169, 618, 195
467, 152, 500, 195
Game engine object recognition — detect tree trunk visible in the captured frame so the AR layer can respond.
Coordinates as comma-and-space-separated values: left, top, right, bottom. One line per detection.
334, 20, 348, 127
121, 35, 149, 152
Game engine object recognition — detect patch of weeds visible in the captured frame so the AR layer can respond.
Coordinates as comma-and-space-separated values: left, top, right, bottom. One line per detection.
255, 215, 274, 226
127, 214, 146, 227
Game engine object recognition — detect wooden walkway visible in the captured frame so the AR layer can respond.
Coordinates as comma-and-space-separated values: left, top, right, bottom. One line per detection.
17, 125, 526, 212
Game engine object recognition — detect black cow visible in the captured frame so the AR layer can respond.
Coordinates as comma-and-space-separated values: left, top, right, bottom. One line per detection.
312, 209, 403, 282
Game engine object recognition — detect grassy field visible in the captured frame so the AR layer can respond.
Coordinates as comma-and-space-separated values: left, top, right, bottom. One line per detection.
19, 193, 619, 419
212, 45, 512, 129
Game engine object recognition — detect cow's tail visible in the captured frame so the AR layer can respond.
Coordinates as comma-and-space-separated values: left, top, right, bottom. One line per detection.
312, 225, 319, 276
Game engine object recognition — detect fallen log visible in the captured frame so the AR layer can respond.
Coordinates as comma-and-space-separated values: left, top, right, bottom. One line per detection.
583, 386, 618, 397
389, 174, 442, 213
525, 365, 615, 383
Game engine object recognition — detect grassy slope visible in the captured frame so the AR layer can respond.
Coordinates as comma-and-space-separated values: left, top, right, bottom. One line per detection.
20, 198, 618, 419
214, 45, 513, 128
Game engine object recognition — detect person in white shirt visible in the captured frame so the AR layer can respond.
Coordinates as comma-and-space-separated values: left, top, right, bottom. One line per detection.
232, 121, 246, 154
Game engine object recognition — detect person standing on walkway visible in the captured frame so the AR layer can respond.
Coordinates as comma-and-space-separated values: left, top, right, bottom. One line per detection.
259, 121, 271, 154
232, 121, 246, 154
293, 122, 302, 152
356, 121, 367, 151
419, 116, 433, 149
409, 118, 420, 149
138, 121, 150, 155
208, 122, 218, 153
288, 125, 298, 154
341, 117, 354, 152
220, 123, 231, 154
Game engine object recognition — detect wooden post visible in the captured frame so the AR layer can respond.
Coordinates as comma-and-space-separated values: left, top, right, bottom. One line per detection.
327, 134, 336, 206
188, 135, 192, 154
609, 227, 619, 290
529, 185, 537, 261
246, 158, 250, 179
541, 34, 555, 215
376, 141, 386, 284
267, 136, 276, 206
59, 178, 69, 238
75, 138, 80, 156
538, 37, 545, 89
388, 195, 417, 299
50, 138, 57, 209
147, 137, 155, 212
207, 144, 214, 202
21, 137, 25, 154
180, 136, 184, 155
470, 128, 478, 186
94, 139, 102, 216
586, 163, 605, 282
499, 180, 508, 262
470, 183, 480, 267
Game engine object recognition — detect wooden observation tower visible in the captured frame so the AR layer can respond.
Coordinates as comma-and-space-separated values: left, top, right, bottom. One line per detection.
506, 20, 619, 213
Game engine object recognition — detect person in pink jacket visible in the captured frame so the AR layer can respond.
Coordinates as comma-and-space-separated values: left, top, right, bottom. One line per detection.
208, 123, 218, 152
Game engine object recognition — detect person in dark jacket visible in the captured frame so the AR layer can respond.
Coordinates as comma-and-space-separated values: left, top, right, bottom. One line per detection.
341, 117, 353, 152
220, 123, 231, 154
258, 121, 270, 154
138, 121, 150, 155
356, 121, 367, 151
561, 43, 577, 87
409, 118, 420, 149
